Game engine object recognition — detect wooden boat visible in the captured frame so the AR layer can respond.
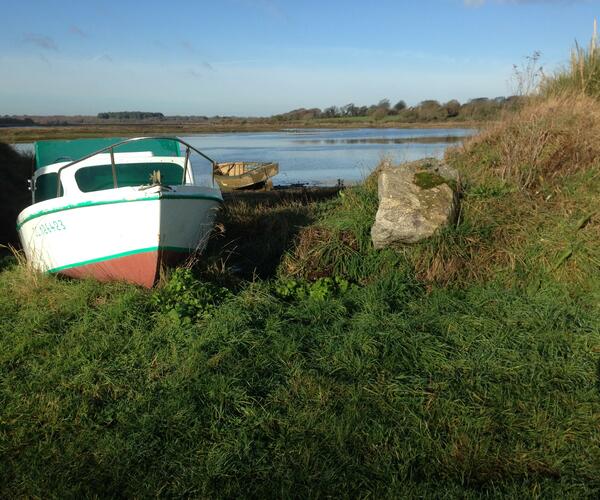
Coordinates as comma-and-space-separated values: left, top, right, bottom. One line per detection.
17, 137, 223, 287
214, 161, 278, 190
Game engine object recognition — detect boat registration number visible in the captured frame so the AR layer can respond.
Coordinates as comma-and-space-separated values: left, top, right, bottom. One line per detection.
35, 219, 66, 237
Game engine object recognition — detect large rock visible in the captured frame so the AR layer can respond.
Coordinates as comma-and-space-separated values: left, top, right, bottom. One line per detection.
371, 158, 459, 248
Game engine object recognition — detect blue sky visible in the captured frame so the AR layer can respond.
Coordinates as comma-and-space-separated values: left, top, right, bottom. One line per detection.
0, 0, 598, 115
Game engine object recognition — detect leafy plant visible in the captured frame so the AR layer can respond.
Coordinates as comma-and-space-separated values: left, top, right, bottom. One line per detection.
467, 182, 515, 199
274, 276, 355, 302
152, 268, 233, 323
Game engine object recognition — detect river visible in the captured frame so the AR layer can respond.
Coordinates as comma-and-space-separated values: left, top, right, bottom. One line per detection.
15, 127, 474, 186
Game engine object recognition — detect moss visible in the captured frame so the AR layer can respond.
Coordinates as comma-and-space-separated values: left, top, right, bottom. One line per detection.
414, 171, 449, 190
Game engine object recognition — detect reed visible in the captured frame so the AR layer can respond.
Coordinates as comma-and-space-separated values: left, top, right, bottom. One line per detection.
542, 20, 600, 98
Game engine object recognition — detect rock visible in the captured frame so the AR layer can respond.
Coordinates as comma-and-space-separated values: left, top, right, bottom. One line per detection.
371, 158, 460, 248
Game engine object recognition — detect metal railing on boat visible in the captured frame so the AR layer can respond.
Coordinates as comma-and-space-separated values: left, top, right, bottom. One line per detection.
55, 136, 218, 196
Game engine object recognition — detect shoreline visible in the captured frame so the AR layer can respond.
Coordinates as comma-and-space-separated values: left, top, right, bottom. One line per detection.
1, 119, 485, 143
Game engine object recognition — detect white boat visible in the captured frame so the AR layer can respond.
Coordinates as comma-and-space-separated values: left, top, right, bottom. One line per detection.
17, 137, 223, 287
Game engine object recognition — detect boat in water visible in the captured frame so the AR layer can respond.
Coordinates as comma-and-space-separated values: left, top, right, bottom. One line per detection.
214, 161, 279, 190
17, 137, 223, 287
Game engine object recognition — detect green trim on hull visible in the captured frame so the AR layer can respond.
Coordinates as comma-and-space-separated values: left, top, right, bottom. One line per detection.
48, 246, 191, 273
16, 192, 223, 230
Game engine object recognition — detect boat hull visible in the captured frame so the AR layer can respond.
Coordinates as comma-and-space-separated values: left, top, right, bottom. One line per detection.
17, 186, 222, 287
214, 162, 279, 190
59, 247, 186, 288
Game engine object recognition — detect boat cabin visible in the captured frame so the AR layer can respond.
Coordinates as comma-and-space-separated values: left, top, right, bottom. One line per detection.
31, 138, 201, 204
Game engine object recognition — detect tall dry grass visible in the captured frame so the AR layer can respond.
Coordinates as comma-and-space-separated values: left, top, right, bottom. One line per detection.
542, 19, 600, 98
457, 93, 600, 190
421, 28, 600, 285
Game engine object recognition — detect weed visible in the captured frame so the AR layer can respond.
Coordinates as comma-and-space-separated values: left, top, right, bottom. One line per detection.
274, 276, 356, 301
152, 268, 233, 323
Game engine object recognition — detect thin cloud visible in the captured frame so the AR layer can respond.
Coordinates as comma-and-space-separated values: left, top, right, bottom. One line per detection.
181, 40, 199, 54
23, 33, 58, 51
69, 25, 88, 37
37, 53, 52, 67
186, 69, 203, 79
181, 41, 214, 70
92, 53, 113, 63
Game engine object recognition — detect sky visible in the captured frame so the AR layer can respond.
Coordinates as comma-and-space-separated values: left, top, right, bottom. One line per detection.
0, 0, 598, 116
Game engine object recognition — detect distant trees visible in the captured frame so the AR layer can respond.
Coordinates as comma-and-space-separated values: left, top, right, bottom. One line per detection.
341, 103, 360, 117
377, 99, 391, 111
0, 116, 35, 127
97, 112, 165, 120
444, 99, 461, 118
273, 108, 323, 121
459, 97, 514, 120
367, 99, 391, 120
416, 100, 446, 121
272, 95, 523, 123
393, 100, 407, 112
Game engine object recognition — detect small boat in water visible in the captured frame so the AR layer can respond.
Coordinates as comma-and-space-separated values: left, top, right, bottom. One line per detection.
17, 137, 223, 287
214, 161, 279, 190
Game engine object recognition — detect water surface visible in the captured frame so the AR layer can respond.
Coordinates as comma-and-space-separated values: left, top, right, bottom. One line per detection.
16, 128, 474, 186
182, 128, 473, 185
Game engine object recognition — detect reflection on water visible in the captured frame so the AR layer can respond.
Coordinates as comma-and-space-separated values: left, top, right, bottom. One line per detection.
183, 128, 474, 186
14, 127, 475, 186
293, 136, 465, 145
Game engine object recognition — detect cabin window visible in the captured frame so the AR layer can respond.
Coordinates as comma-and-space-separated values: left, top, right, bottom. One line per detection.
74, 162, 185, 193
34, 173, 63, 202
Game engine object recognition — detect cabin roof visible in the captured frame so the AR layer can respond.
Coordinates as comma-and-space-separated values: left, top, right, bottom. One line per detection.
34, 137, 182, 170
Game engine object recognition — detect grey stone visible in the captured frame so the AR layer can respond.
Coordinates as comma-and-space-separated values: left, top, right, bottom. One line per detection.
371, 158, 460, 248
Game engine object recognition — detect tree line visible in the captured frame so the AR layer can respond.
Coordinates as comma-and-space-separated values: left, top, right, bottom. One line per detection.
0, 116, 35, 127
273, 96, 525, 122
97, 112, 165, 120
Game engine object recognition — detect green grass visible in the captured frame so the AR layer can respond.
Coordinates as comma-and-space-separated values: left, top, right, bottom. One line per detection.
1, 145, 599, 497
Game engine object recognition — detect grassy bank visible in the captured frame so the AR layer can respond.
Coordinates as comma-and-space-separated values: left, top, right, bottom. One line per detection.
1, 41, 600, 497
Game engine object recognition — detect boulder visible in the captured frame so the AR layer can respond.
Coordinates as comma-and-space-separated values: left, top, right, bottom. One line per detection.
371, 158, 460, 248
